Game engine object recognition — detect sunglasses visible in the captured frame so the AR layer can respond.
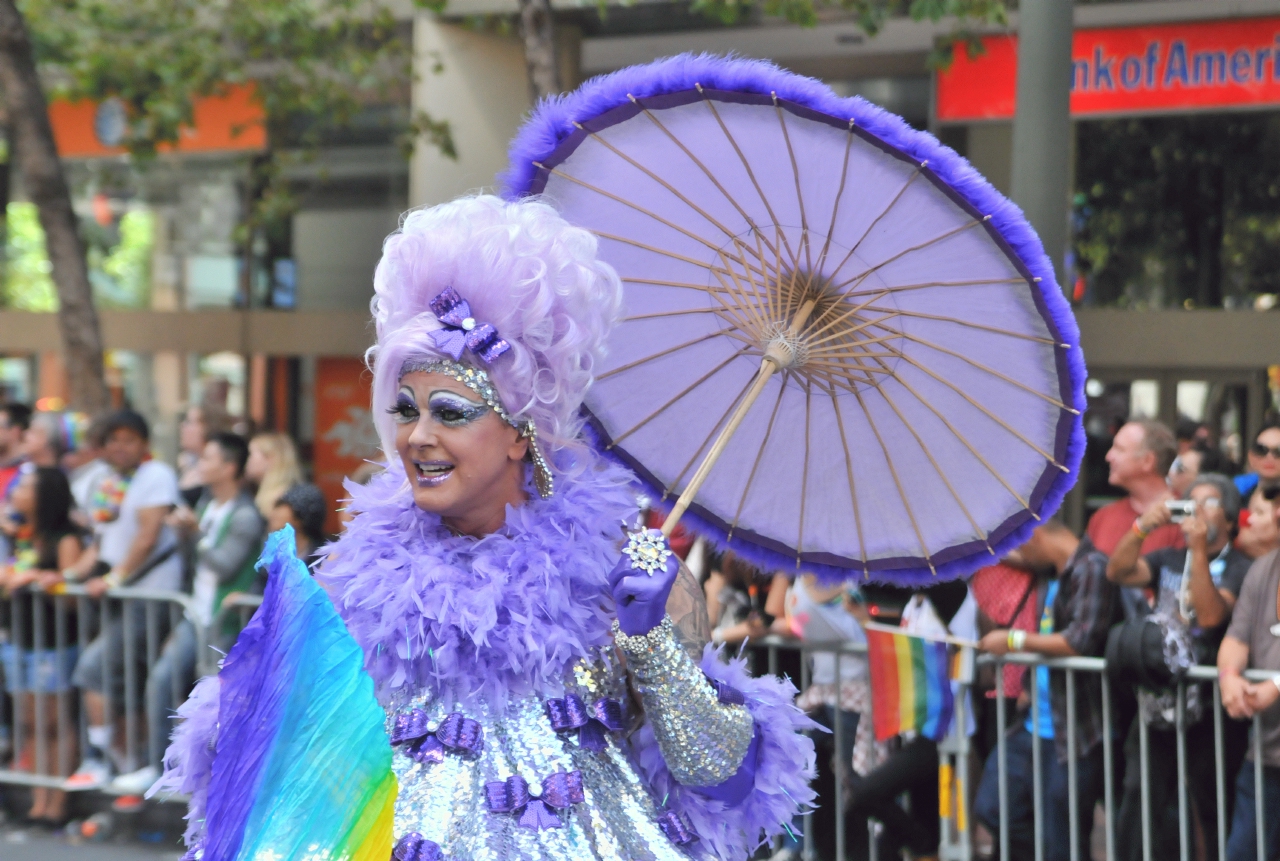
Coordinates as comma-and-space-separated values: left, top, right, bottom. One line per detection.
1253, 443, 1280, 459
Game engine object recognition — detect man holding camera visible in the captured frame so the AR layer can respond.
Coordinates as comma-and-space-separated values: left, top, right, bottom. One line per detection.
1107, 473, 1250, 861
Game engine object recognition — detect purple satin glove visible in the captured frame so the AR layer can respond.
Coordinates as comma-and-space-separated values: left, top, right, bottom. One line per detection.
691, 727, 760, 806
609, 529, 680, 636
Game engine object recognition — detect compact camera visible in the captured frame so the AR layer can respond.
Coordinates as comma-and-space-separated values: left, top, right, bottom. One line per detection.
1165, 499, 1197, 523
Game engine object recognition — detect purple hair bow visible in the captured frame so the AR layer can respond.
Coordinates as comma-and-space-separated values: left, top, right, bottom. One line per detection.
485, 771, 585, 830
657, 810, 696, 846
390, 710, 483, 764
545, 694, 625, 752
392, 833, 443, 861
428, 286, 510, 363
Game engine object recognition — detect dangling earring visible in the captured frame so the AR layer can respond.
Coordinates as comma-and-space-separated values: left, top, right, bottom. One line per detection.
521, 419, 554, 499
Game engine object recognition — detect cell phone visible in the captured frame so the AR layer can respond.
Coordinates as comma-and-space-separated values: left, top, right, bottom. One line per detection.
1165, 499, 1197, 523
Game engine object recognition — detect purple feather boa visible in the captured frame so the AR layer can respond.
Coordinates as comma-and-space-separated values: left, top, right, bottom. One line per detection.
630, 644, 821, 860
148, 674, 221, 845
502, 53, 1088, 587
316, 451, 639, 707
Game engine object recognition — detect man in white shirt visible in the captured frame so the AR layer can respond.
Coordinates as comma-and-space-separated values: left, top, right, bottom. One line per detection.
63, 410, 181, 788
109, 431, 264, 796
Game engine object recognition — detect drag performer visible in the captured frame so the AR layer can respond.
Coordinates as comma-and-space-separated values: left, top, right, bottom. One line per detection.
157, 195, 817, 860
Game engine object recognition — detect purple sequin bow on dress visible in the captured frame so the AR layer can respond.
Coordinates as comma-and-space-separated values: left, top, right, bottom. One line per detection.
392, 833, 443, 861
486, 771, 585, 830
544, 694, 625, 752
656, 810, 696, 846
428, 287, 511, 364
711, 679, 745, 705
390, 710, 484, 763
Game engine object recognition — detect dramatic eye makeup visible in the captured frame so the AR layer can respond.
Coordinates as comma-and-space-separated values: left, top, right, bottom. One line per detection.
428, 390, 490, 427
387, 388, 421, 425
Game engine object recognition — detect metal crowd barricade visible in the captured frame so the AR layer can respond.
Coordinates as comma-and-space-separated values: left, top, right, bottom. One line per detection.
200, 593, 264, 677
985, 653, 1277, 861
744, 637, 1277, 861
0, 583, 196, 791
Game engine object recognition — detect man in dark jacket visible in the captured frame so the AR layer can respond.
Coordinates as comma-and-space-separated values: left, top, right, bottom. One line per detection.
974, 520, 1120, 861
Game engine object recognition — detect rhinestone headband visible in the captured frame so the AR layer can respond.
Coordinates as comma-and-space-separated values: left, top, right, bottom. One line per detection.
397, 357, 554, 498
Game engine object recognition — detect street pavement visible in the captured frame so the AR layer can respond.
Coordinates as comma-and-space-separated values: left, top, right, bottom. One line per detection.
1, 823, 183, 860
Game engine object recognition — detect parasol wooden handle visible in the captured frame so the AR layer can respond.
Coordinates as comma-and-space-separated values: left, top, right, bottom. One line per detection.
661, 299, 817, 540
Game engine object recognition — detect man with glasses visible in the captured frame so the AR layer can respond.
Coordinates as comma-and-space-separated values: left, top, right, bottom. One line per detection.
1108, 474, 1251, 861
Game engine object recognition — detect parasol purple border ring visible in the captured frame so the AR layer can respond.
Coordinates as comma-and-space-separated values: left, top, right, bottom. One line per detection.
503, 54, 1087, 585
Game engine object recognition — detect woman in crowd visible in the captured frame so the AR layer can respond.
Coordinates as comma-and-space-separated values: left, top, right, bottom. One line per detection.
245, 431, 301, 519
158, 195, 817, 860
773, 575, 878, 861
21, 412, 72, 469
1, 467, 84, 824
704, 550, 768, 646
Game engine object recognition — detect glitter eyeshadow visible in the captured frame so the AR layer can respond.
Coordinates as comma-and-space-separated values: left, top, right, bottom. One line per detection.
428, 390, 491, 427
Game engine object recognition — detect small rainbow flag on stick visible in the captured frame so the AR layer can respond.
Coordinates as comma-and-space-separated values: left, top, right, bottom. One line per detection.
866, 625, 956, 742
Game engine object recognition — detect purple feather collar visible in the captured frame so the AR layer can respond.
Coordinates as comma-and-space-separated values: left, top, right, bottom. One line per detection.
317, 453, 639, 709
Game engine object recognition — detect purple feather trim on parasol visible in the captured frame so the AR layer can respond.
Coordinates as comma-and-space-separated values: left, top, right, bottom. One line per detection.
504, 53, 1087, 586
629, 644, 821, 860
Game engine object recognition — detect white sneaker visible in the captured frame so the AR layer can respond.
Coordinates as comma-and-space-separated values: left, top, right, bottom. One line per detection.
65, 758, 113, 789
109, 764, 160, 795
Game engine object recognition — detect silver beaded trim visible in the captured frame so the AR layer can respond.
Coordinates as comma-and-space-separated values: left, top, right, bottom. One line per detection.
613, 616, 754, 787
399, 357, 554, 499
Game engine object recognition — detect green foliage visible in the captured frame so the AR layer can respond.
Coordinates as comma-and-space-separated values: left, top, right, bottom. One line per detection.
1074, 114, 1280, 308
685, 0, 1007, 67
0, 203, 157, 311
23, 0, 456, 230
4, 203, 58, 312
93, 209, 155, 308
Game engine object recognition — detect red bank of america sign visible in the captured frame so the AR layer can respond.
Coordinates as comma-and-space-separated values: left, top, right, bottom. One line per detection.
936, 17, 1280, 121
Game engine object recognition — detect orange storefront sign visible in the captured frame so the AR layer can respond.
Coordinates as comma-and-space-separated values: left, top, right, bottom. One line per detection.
313, 357, 382, 535
937, 17, 1280, 122
48, 83, 266, 157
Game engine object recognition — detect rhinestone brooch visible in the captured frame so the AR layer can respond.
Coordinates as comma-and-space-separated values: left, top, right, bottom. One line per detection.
623, 528, 672, 577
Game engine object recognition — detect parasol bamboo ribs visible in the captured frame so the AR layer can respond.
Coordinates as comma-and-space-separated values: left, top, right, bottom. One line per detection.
661, 297, 817, 539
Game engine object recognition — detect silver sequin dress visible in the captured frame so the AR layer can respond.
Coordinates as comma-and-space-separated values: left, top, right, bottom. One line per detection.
386, 651, 709, 861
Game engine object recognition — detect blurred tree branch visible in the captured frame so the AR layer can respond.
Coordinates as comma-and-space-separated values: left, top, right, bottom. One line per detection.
0, 0, 106, 410
0, 0, 457, 408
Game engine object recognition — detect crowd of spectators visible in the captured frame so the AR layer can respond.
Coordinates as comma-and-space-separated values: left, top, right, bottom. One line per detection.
708, 414, 1280, 861
6, 393, 1280, 861
0, 401, 325, 825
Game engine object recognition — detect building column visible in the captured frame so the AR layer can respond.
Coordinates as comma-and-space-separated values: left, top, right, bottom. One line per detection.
410, 14, 531, 207
1010, 0, 1074, 289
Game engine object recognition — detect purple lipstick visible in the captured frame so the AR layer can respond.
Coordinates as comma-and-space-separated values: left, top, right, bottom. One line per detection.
413, 460, 454, 487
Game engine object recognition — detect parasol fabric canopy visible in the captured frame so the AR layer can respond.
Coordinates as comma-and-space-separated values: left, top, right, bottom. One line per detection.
504, 55, 1086, 586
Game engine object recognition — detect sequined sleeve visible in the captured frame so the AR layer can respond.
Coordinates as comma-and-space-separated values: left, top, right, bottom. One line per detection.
614, 616, 754, 786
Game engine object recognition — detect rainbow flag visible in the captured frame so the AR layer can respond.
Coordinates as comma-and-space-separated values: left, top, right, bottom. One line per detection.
203, 527, 396, 861
866, 627, 955, 742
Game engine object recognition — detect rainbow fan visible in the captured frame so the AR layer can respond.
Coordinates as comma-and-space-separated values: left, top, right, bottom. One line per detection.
203, 527, 396, 861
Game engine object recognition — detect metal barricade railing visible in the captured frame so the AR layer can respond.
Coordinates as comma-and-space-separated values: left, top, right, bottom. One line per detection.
744, 636, 1277, 861
200, 593, 264, 678
5, 591, 1275, 860
0, 583, 195, 792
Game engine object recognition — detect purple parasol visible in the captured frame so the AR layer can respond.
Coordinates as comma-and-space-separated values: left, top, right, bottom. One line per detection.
503, 54, 1086, 586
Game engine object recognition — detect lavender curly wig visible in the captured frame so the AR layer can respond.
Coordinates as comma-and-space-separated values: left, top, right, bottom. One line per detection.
368, 195, 624, 470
